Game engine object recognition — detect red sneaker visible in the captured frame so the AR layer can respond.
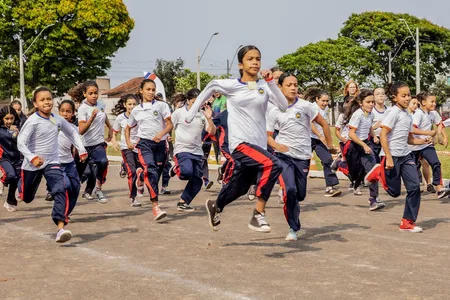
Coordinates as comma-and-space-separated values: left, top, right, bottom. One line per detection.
399, 218, 422, 233
364, 164, 381, 186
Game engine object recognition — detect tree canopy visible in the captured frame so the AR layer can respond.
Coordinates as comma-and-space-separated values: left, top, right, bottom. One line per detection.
174, 69, 216, 93
0, 0, 134, 99
153, 58, 185, 99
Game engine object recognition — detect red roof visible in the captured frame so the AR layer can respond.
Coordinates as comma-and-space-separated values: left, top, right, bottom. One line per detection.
102, 77, 144, 98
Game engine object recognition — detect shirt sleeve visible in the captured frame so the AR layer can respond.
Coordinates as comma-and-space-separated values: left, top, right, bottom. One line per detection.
432, 111, 442, 125
307, 103, 320, 123
185, 79, 229, 123
348, 110, 362, 129
266, 108, 277, 133
17, 117, 38, 163
335, 114, 343, 129
266, 80, 288, 111
59, 118, 87, 157
443, 118, 450, 128
77, 105, 88, 123
381, 109, 398, 131
171, 109, 180, 130
412, 111, 422, 128
112, 116, 122, 133
161, 103, 171, 120
127, 110, 137, 128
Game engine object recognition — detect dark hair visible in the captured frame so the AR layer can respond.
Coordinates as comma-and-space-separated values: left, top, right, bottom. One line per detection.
138, 79, 156, 101
270, 66, 282, 73
416, 91, 435, 105
386, 81, 409, 103
68, 81, 98, 104
237, 45, 261, 77
112, 94, 138, 116
171, 92, 187, 107
187, 88, 201, 100
343, 89, 373, 126
304, 87, 328, 103
58, 100, 77, 123
0, 105, 20, 127
10, 100, 22, 108
28, 86, 53, 116
277, 72, 296, 86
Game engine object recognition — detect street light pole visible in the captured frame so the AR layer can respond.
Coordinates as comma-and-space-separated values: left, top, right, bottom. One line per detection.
399, 19, 420, 93
197, 32, 219, 89
19, 23, 55, 113
228, 44, 243, 78
388, 51, 392, 83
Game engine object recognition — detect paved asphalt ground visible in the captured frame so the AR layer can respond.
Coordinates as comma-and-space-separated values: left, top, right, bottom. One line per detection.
1, 164, 450, 300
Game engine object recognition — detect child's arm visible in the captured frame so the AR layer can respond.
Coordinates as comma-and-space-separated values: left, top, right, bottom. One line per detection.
17, 120, 43, 167
335, 127, 347, 143
104, 116, 113, 142
267, 132, 288, 153
370, 127, 379, 144
203, 106, 217, 135
349, 128, 372, 154
380, 127, 393, 169
60, 119, 87, 162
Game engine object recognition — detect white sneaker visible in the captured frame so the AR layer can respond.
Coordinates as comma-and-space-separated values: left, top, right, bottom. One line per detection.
0, 181, 3, 195
353, 186, 362, 196
130, 198, 142, 207
153, 205, 167, 221
278, 189, 284, 204
94, 189, 108, 204
3, 201, 16, 212
248, 185, 256, 201
248, 209, 271, 233
55, 229, 72, 243
285, 228, 298, 241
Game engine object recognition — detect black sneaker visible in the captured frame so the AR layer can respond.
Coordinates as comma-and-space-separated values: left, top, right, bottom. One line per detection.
205, 199, 220, 231
45, 193, 54, 201
426, 184, 436, 194
169, 165, 177, 177
177, 202, 195, 211
160, 186, 171, 195
119, 164, 127, 178
248, 209, 271, 233
437, 188, 450, 199
217, 166, 223, 184
369, 198, 386, 211
330, 153, 342, 174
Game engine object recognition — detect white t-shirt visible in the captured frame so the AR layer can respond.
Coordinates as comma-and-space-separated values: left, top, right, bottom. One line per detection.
311, 102, 328, 139
128, 100, 171, 141
172, 105, 209, 156
58, 122, 86, 164
410, 108, 433, 152
348, 108, 373, 141
185, 79, 288, 153
112, 113, 139, 151
18, 113, 86, 171
78, 100, 107, 147
380, 105, 413, 157
335, 113, 349, 140
430, 110, 442, 126
372, 105, 387, 136
267, 98, 319, 160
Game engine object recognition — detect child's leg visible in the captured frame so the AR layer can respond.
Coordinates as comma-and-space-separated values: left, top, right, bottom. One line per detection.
0, 160, 19, 206
121, 149, 138, 199
277, 155, 301, 232
400, 154, 421, 222
421, 147, 445, 191
42, 164, 67, 225
161, 159, 171, 188
137, 140, 160, 202
360, 153, 379, 199
202, 143, 212, 183
19, 169, 43, 203
62, 162, 81, 216
313, 139, 339, 188
421, 159, 432, 185
380, 157, 402, 198
90, 143, 109, 189
178, 153, 203, 205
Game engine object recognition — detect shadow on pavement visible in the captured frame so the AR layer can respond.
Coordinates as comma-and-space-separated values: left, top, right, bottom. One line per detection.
61, 227, 139, 246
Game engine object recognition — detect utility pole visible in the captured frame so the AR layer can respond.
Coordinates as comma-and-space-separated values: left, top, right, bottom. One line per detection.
226, 59, 230, 78
19, 39, 26, 110
416, 27, 420, 93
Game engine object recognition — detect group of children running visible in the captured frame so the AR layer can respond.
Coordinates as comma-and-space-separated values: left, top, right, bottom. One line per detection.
1, 45, 449, 243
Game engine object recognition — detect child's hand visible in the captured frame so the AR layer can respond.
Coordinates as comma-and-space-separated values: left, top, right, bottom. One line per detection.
79, 154, 88, 163
32, 156, 44, 168
260, 70, 273, 81
127, 142, 135, 151
363, 144, 372, 154
275, 143, 289, 153
373, 136, 380, 144
385, 157, 394, 169
328, 146, 338, 155
91, 109, 98, 120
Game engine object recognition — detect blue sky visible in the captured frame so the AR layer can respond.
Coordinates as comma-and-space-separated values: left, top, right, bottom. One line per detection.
106, 0, 450, 88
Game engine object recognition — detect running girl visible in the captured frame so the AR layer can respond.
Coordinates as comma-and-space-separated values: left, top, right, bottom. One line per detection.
365, 82, 432, 233
186, 45, 288, 233
371, 87, 387, 162
111, 94, 144, 207
307, 88, 341, 197
125, 79, 173, 221
344, 89, 385, 211
410, 92, 450, 199
0, 106, 21, 212
17, 87, 87, 243
267, 73, 333, 241
170, 88, 216, 211
58, 100, 88, 225
76, 81, 113, 203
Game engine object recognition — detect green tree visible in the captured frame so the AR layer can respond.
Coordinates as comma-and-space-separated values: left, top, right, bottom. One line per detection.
277, 37, 377, 123
153, 58, 185, 98
340, 12, 450, 93
430, 78, 450, 106
174, 69, 216, 93
0, 0, 134, 100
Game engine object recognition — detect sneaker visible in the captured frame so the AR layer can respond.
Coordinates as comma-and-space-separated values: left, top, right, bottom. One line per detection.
348, 182, 355, 191
369, 198, 386, 211
177, 202, 195, 212
55, 229, 72, 243
3, 201, 16, 212
130, 198, 141, 207
94, 189, 108, 204
426, 184, 436, 194
248, 209, 271, 233
169, 164, 177, 177
217, 166, 223, 184
278, 188, 284, 204
160, 186, 171, 195
285, 228, 298, 241
330, 154, 342, 174
135, 167, 145, 195
399, 218, 422, 233
248, 185, 256, 201
353, 186, 362, 196
153, 205, 167, 221
204, 180, 214, 190
82, 192, 94, 201
364, 164, 381, 186
324, 187, 341, 197
45, 192, 54, 202
436, 188, 450, 199
119, 164, 127, 178
205, 199, 220, 231
0, 181, 3, 195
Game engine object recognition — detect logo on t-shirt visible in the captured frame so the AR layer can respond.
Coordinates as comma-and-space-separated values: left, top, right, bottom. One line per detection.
153, 111, 158, 116
295, 112, 301, 119
258, 88, 264, 95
